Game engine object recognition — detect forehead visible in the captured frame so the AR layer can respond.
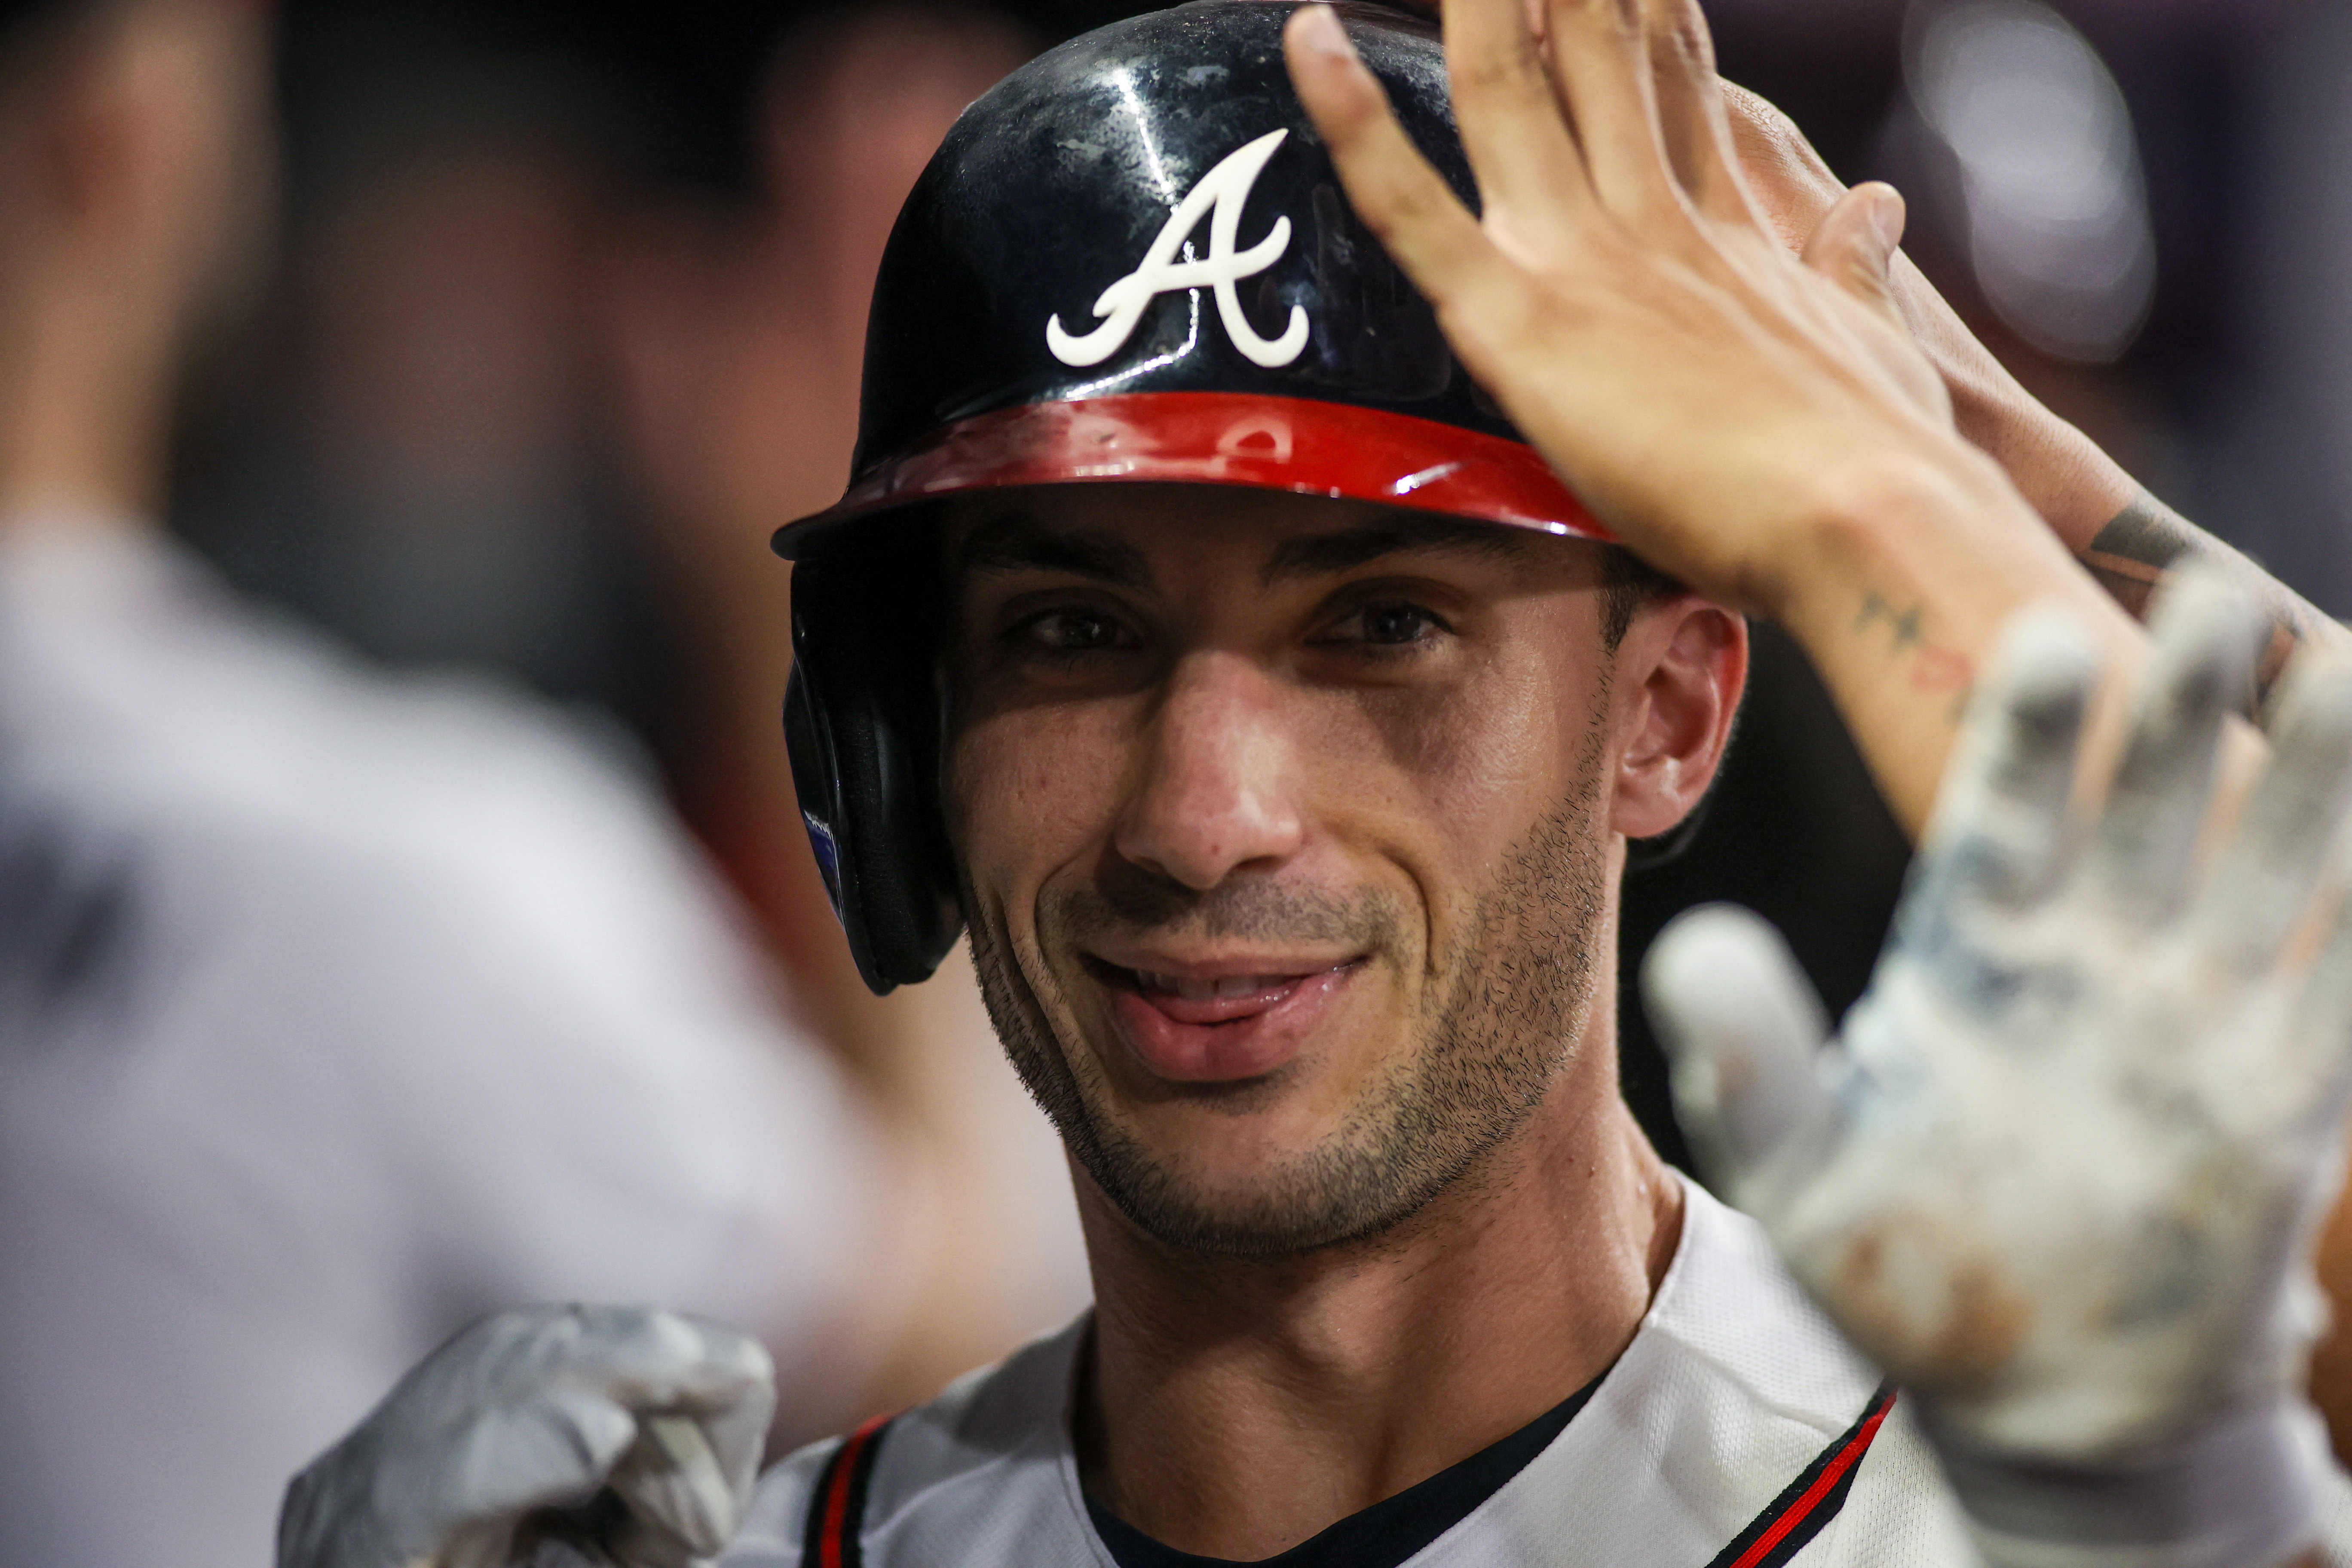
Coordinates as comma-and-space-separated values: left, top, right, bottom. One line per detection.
943, 484, 1560, 590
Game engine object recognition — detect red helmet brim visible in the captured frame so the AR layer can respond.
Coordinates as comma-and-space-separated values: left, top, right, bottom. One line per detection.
772, 391, 1612, 559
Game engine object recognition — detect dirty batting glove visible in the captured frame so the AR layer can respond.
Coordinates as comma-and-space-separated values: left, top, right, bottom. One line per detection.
278, 1304, 777, 1568
1644, 570, 2352, 1568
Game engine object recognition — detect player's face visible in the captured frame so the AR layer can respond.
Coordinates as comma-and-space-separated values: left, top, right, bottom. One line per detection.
943, 486, 1629, 1256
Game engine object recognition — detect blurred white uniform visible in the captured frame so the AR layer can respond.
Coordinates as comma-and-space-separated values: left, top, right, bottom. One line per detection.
0, 514, 884, 1568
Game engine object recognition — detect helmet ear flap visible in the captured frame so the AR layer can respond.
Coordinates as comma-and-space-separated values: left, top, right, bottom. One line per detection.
784, 554, 964, 995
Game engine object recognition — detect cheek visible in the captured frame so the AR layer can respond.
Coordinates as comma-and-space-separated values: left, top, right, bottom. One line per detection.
948, 704, 1128, 919
1343, 652, 1588, 866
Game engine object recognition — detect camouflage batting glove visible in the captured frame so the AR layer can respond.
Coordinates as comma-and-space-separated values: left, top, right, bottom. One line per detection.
1645, 571, 2352, 1568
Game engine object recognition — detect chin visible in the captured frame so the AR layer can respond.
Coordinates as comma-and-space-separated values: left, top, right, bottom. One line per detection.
1072, 1101, 1474, 1259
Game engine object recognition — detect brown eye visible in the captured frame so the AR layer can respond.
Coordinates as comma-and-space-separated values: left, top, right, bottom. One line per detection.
1019, 609, 1133, 654
1361, 604, 1441, 645
1320, 600, 1450, 649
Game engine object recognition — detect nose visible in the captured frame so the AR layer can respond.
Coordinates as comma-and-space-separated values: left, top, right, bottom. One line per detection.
1114, 651, 1306, 891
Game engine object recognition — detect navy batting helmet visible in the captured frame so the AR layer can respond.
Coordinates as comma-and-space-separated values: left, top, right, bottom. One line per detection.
778, 0, 1633, 994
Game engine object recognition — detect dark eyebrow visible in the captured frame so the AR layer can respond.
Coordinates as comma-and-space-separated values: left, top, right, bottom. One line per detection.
953, 512, 1152, 589
1259, 515, 1530, 585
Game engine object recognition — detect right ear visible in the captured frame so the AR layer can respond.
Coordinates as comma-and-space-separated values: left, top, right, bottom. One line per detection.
1607, 594, 1749, 844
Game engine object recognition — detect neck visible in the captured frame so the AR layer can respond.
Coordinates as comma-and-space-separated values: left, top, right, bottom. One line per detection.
1072, 1025, 1683, 1560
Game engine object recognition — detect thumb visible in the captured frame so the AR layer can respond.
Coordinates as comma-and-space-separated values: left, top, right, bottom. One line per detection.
1802, 181, 1908, 328
1642, 905, 1834, 1202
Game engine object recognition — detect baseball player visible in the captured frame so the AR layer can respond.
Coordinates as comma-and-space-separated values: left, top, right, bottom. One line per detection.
281, 0, 2352, 1564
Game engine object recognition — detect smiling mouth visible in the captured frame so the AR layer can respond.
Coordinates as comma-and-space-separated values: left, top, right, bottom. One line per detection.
1076, 951, 1366, 1082
1137, 969, 1315, 1003
1081, 954, 1362, 1026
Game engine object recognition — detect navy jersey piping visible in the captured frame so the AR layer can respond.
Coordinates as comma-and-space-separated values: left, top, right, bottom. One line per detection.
1083, 1371, 1605, 1568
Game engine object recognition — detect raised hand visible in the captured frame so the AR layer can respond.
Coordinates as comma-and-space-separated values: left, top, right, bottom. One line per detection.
1281, 0, 2146, 838
1283, 0, 2018, 613
1645, 574, 2352, 1568
277, 1305, 776, 1568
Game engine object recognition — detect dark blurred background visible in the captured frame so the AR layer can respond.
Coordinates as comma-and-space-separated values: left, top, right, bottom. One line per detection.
165, 0, 2351, 1171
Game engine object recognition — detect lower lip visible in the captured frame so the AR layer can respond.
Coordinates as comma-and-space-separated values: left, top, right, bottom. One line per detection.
1106, 965, 1359, 1084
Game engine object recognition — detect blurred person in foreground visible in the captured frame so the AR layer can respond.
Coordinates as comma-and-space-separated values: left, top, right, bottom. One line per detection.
608, 1, 1092, 1350
0, 1, 1031, 1563
284, 0, 2352, 1562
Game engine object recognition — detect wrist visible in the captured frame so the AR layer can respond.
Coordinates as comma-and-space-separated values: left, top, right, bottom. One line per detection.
1758, 438, 2119, 836
1773, 438, 2057, 630
1925, 1400, 2328, 1568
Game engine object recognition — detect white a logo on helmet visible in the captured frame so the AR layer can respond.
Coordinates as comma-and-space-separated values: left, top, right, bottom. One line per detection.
1047, 128, 1310, 371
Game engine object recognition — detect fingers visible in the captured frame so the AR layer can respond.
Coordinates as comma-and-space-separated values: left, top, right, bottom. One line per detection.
677, 1326, 779, 1499
1638, 0, 1762, 228
542, 1306, 775, 1415
1801, 183, 1909, 331
2285, 860, 2352, 1134
605, 1415, 745, 1561
1908, 608, 2098, 926
453, 1311, 773, 1565
1433, 0, 1592, 244
1539, 0, 1685, 224
441, 1387, 642, 1527
1285, 8, 1516, 309
464, 1306, 774, 1499
561, 1311, 775, 1558
2079, 569, 2262, 926
2193, 652, 2352, 977
2251, 660, 2352, 1131
1720, 81, 1846, 253
1643, 903, 1833, 1202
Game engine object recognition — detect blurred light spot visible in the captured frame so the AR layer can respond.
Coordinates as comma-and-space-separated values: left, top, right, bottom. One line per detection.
1906, 0, 2156, 362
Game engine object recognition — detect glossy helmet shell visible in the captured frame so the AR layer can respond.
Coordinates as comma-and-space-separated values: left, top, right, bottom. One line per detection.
777, 0, 1617, 993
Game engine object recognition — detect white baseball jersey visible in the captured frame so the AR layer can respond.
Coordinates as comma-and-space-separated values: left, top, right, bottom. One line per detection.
723, 1179, 2352, 1568
0, 515, 888, 1568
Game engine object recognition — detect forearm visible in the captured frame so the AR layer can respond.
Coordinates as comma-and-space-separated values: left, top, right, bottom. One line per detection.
1770, 445, 2151, 839
1727, 92, 2346, 713
1879, 252, 2344, 708
2077, 489, 2352, 707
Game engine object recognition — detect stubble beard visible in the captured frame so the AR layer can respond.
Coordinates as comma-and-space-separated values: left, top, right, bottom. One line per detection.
964, 731, 1616, 1259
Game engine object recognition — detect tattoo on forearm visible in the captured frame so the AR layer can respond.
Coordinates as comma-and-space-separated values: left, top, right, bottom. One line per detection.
2080, 497, 2189, 622
2083, 491, 2322, 705
1856, 591, 1976, 718
1856, 592, 1924, 649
